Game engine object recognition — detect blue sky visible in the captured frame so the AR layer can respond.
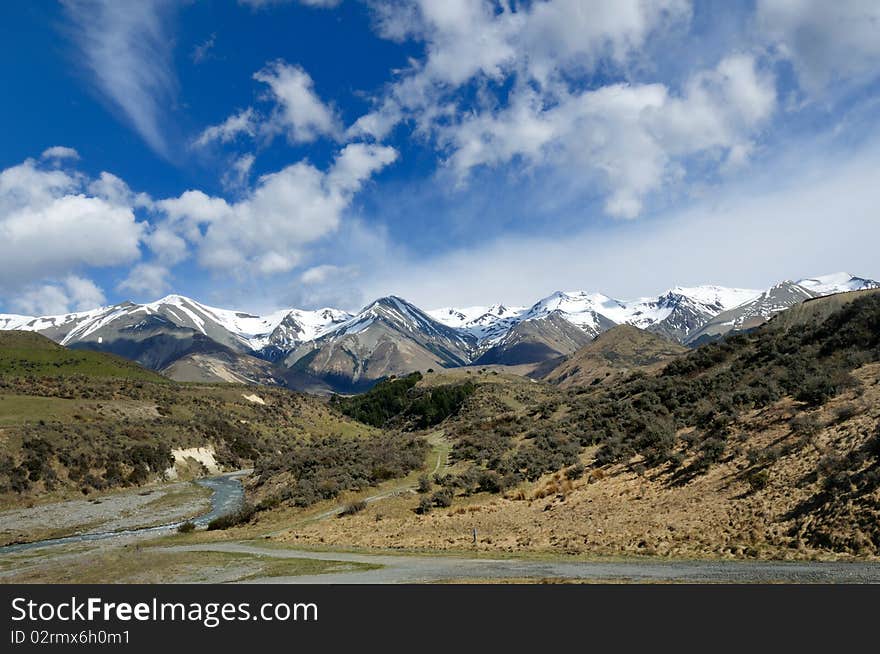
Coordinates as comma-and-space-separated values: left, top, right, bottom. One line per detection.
1, 0, 879, 315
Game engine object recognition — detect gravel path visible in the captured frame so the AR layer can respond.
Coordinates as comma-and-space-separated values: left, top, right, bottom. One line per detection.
163, 542, 880, 584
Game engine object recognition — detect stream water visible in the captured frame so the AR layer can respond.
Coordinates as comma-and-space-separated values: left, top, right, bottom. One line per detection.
0, 471, 246, 555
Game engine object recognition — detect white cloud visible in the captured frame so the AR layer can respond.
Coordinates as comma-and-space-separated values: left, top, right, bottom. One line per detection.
352, 1, 778, 218
353, 0, 692, 141
63, 276, 107, 311
61, 0, 179, 157
156, 144, 397, 277
88, 171, 152, 208
0, 158, 145, 290
145, 226, 188, 265
191, 32, 216, 64
254, 61, 341, 143
157, 190, 232, 225
239, 0, 341, 8
356, 137, 880, 308
12, 276, 106, 316
221, 154, 256, 192
757, 0, 880, 94
300, 264, 345, 284
40, 146, 80, 161
194, 108, 258, 148
441, 54, 775, 218
118, 263, 172, 298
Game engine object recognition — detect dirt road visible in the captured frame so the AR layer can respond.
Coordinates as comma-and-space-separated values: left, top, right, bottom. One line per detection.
162, 542, 880, 584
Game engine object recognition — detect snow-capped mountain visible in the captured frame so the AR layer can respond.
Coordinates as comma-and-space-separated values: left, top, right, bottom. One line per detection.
685, 274, 879, 344
1, 295, 351, 355
1, 272, 876, 390
796, 272, 879, 296
624, 286, 762, 342
428, 304, 527, 342
687, 281, 816, 344
285, 296, 476, 391
431, 286, 763, 357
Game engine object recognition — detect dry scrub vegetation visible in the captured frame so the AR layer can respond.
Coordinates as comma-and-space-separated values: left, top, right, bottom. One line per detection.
269, 292, 880, 559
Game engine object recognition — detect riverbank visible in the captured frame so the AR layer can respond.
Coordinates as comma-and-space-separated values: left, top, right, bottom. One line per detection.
0, 481, 212, 548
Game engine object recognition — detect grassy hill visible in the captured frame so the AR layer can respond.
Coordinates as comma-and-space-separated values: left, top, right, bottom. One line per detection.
542, 324, 687, 388
0, 331, 163, 381
0, 331, 387, 512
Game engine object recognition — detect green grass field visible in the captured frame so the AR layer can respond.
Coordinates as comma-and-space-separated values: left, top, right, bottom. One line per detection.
0, 331, 163, 381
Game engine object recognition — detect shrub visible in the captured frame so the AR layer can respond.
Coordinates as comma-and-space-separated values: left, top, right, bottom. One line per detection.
415, 496, 433, 514
790, 414, 821, 437
565, 463, 585, 480
476, 470, 504, 493
177, 521, 196, 533
335, 373, 422, 427
207, 504, 256, 530
417, 475, 432, 493
746, 469, 769, 492
406, 381, 476, 428
431, 488, 453, 508
834, 403, 859, 423
795, 375, 836, 407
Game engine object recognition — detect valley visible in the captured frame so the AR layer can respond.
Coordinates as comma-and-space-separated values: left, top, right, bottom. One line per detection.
0, 283, 879, 583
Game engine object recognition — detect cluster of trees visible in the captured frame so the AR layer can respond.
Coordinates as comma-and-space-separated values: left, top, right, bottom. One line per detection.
333, 373, 423, 427
334, 372, 476, 430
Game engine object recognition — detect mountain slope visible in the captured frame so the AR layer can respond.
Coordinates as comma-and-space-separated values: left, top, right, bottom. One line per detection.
2, 272, 877, 389
685, 281, 816, 344
630, 286, 761, 342
0, 331, 163, 381
687, 274, 880, 345
284, 297, 477, 392
472, 312, 599, 365
542, 324, 687, 388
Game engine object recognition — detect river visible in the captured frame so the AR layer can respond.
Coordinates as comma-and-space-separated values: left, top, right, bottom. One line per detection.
0, 471, 247, 555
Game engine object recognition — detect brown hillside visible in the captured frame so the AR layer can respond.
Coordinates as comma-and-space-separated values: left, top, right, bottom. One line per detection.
543, 324, 687, 388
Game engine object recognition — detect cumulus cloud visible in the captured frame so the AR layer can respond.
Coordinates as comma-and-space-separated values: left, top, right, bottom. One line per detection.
357, 139, 880, 308
300, 264, 347, 284
254, 61, 342, 143
351, 1, 775, 218
757, 0, 880, 94
145, 226, 188, 265
196, 61, 339, 154
118, 263, 172, 298
353, 0, 692, 140
194, 108, 258, 148
12, 276, 106, 316
61, 0, 179, 157
155, 143, 397, 276
41, 146, 80, 161
440, 54, 775, 218
88, 171, 152, 208
0, 157, 145, 290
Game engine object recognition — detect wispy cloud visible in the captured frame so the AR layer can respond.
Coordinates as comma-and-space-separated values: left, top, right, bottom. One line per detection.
61, 0, 180, 158
191, 32, 217, 65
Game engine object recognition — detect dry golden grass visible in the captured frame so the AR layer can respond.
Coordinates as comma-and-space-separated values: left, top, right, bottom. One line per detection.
259, 364, 880, 561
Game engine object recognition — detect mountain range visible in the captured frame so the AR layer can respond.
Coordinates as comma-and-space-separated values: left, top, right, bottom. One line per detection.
1, 272, 876, 392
